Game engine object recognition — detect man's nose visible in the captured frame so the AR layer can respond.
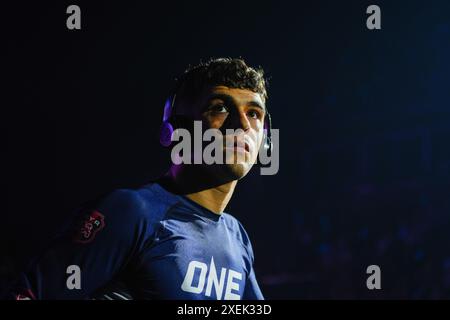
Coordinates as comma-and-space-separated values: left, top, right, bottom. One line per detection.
223, 109, 250, 132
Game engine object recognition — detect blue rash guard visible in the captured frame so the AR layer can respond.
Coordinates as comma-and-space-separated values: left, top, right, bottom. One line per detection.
7, 183, 264, 300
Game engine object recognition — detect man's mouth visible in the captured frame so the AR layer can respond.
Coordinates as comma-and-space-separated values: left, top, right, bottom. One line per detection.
223, 139, 250, 154
234, 141, 250, 153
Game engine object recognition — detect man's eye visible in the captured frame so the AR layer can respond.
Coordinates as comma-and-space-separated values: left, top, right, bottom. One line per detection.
209, 104, 228, 113
247, 109, 262, 119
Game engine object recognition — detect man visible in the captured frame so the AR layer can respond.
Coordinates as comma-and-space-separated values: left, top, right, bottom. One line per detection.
6, 58, 269, 300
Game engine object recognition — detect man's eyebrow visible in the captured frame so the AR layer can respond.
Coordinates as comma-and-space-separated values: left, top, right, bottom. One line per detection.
247, 100, 265, 111
206, 93, 266, 111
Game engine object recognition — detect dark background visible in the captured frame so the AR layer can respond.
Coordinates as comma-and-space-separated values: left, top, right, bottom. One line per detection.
3, 0, 450, 299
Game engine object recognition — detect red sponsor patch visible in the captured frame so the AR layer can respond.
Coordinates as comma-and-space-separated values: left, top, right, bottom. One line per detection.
73, 210, 105, 244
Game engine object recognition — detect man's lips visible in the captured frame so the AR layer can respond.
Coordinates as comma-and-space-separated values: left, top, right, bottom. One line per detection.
234, 143, 249, 153
221, 135, 255, 154
224, 140, 250, 153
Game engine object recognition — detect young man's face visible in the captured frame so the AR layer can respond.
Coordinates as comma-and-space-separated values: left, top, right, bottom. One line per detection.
177, 85, 266, 181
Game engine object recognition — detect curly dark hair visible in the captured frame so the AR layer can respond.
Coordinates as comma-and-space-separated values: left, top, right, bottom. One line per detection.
172, 58, 268, 108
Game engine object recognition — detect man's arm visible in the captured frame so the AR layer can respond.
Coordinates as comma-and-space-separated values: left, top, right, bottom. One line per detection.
235, 219, 264, 300
5, 189, 148, 300
243, 267, 264, 300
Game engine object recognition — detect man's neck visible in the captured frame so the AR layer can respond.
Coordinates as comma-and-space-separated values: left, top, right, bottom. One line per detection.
185, 181, 236, 214
158, 165, 237, 214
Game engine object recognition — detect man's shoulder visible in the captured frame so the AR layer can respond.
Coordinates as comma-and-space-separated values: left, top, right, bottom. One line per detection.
221, 213, 254, 255
221, 212, 239, 227
221, 213, 249, 239
90, 183, 178, 223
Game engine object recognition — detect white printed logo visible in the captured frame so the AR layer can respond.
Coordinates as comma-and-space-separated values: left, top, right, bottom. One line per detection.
181, 257, 242, 300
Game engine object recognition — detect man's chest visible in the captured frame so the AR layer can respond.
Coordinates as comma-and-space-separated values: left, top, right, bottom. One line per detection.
132, 218, 250, 300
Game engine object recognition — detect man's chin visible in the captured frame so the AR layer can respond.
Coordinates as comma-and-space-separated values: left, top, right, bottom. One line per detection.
220, 163, 253, 180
